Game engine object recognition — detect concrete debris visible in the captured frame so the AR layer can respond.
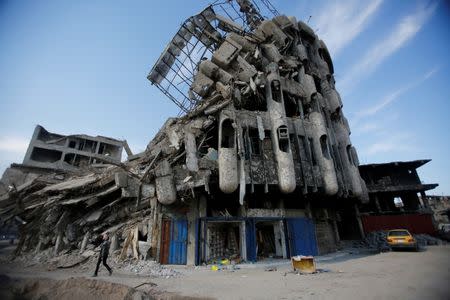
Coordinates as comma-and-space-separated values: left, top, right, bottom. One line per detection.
352, 231, 390, 251
353, 231, 444, 250
118, 260, 181, 278
414, 234, 443, 246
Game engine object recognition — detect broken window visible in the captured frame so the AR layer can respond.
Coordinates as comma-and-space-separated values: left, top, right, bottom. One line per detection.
320, 135, 331, 160
84, 139, 97, 153
271, 80, 282, 103
277, 125, 290, 152
63, 153, 75, 165
98, 143, 105, 154
221, 119, 235, 148
308, 137, 317, 166
30, 147, 62, 163
241, 94, 267, 111
73, 155, 90, 167
283, 91, 300, 118
78, 140, 85, 151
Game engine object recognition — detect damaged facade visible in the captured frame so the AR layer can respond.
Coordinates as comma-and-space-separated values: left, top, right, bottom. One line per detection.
1, 1, 373, 266
358, 160, 438, 235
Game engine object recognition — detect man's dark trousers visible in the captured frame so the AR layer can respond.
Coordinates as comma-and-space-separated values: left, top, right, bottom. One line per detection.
94, 252, 112, 275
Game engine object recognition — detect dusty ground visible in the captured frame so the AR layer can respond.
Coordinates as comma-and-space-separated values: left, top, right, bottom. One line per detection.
0, 242, 449, 299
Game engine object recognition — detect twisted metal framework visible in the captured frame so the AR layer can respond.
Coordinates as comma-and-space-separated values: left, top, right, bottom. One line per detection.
147, 0, 279, 115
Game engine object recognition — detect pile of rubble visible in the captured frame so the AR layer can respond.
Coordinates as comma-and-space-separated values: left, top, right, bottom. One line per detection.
352, 231, 390, 251
117, 259, 181, 278
414, 234, 443, 246
352, 231, 444, 251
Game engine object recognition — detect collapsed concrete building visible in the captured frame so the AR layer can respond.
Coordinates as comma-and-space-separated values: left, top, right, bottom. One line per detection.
0, 1, 372, 266
357, 160, 438, 236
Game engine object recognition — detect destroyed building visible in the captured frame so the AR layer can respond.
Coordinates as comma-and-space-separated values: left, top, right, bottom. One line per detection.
23, 125, 130, 171
1, 1, 373, 266
0, 125, 131, 196
358, 160, 438, 235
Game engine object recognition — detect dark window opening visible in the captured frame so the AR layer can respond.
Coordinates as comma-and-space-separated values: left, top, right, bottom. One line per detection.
320, 135, 331, 160
73, 155, 90, 167
346, 145, 354, 166
318, 48, 324, 59
197, 124, 218, 158
277, 126, 290, 152
283, 91, 300, 117
78, 140, 85, 151
301, 97, 310, 117
138, 230, 147, 242
64, 153, 75, 165
249, 128, 261, 156
241, 94, 267, 111
302, 59, 310, 74
256, 223, 277, 258
313, 75, 322, 94
308, 137, 317, 166
84, 139, 97, 153
221, 119, 235, 148
271, 80, 282, 103
30, 147, 62, 163
68, 140, 76, 148
98, 143, 105, 154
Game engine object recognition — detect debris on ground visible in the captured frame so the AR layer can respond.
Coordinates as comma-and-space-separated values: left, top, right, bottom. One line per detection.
352, 231, 445, 251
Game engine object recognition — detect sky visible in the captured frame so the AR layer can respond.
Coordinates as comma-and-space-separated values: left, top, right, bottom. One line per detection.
0, 0, 449, 194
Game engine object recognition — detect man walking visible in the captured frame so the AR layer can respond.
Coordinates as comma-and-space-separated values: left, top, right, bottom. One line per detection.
93, 232, 113, 277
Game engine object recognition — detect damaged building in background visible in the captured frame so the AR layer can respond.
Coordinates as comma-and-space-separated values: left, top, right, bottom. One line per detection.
0, 0, 436, 267
357, 160, 438, 237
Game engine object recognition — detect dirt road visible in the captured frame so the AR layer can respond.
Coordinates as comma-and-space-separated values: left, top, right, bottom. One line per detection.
0, 245, 449, 299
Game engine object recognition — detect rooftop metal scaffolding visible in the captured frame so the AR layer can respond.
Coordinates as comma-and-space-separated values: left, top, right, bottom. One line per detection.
147, 0, 279, 115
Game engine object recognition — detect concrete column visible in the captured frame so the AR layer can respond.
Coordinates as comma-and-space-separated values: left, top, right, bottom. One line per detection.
187, 196, 199, 265
332, 219, 340, 243
354, 204, 365, 238
419, 191, 428, 208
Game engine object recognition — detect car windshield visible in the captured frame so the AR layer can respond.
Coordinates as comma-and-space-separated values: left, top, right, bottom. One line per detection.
388, 230, 410, 236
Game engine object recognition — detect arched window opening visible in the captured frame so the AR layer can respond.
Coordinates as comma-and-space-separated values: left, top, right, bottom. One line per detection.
346, 145, 354, 166
221, 119, 235, 148
283, 91, 300, 117
320, 135, 331, 160
271, 80, 282, 103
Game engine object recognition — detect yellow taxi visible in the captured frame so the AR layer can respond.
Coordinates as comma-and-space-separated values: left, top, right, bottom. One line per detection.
387, 229, 418, 250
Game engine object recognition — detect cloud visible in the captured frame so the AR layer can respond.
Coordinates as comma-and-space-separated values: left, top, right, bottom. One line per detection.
0, 136, 29, 153
355, 66, 439, 118
339, 1, 438, 90
365, 133, 415, 155
314, 0, 383, 56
